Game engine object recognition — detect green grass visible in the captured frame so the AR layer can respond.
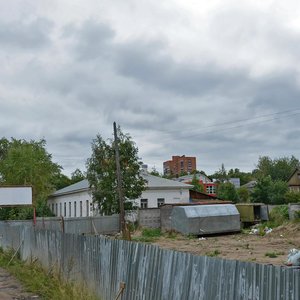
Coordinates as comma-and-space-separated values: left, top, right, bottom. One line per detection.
265, 251, 285, 258
206, 249, 221, 257
0, 248, 98, 300
133, 227, 162, 243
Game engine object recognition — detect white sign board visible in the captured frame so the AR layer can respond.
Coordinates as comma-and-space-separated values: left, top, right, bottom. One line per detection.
0, 186, 32, 206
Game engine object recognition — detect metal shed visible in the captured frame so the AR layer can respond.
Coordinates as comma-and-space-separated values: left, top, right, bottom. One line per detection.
235, 203, 269, 224
171, 204, 240, 235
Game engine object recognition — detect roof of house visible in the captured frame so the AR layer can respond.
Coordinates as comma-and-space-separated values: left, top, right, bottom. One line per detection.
287, 168, 300, 183
174, 173, 212, 183
241, 180, 257, 189
50, 173, 193, 197
51, 179, 90, 197
143, 173, 193, 189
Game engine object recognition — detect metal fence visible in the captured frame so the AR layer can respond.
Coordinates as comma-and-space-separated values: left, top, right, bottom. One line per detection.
35, 215, 120, 235
0, 224, 299, 300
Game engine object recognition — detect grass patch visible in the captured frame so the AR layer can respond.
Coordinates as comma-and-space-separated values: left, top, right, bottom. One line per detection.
165, 230, 178, 239
265, 251, 285, 258
132, 227, 162, 243
268, 205, 289, 227
206, 250, 221, 257
0, 248, 98, 300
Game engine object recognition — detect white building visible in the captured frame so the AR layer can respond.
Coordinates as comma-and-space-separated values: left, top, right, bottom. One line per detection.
48, 173, 192, 218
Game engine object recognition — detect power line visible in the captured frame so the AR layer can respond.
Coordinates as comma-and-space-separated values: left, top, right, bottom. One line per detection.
140, 109, 300, 143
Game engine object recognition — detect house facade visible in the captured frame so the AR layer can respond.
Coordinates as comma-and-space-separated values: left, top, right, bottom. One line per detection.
287, 168, 300, 192
48, 173, 192, 218
175, 173, 217, 196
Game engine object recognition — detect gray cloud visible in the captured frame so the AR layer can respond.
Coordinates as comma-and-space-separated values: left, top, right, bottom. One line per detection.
0, 1, 299, 176
0, 18, 53, 50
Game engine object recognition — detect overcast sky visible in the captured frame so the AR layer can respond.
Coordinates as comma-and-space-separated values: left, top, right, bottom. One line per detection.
1, 0, 300, 176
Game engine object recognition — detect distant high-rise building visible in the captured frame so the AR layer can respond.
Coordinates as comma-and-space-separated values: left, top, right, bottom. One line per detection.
163, 155, 196, 176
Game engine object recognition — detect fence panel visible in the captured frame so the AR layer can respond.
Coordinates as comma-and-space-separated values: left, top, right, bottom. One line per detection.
0, 223, 299, 300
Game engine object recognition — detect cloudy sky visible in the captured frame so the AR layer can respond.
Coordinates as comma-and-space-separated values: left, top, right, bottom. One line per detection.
1, 0, 300, 176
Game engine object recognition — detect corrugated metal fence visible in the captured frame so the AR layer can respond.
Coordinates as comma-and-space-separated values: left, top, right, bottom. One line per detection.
35, 215, 120, 235
0, 224, 299, 300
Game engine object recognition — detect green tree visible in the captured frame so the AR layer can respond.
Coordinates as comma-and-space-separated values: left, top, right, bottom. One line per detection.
0, 138, 61, 219
71, 168, 85, 183
254, 156, 300, 181
284, 190, 300, 203
237, 186, 250, 202
251, 176, 288, 204
228, 168, 253, 186
149, 167, 160, 177
217, 182, 239, 202
251, 176, 273, 204
86, 127, 146, 215
271, 180, 288, 204
211, 163, 228, 183
51, 173, 72, 190
191, 174, 204, 193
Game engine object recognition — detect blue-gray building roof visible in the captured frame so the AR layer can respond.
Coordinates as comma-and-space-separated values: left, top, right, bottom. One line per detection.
51, 173, 192, 197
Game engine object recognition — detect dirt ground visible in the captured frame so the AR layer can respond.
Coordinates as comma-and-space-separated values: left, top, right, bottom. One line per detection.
0, 267, 40, 300
146, 223, 300, 266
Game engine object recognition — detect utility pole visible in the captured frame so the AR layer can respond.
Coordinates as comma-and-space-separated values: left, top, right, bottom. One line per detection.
113, 122, 128, 239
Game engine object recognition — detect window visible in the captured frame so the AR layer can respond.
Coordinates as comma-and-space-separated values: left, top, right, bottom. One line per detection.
59, 203, 62, 216
74, 201, 77, 217
52, 203, 54, 213
180, 161, 184, 170
55, 203, 58, 216
140, 199, 148, 209
69, 202, 71, 217
80, 201, 82, 217
64, 202, 66, 217
157, 198, 165, 207
86, 200, 89, 217
206, 185, 216, 194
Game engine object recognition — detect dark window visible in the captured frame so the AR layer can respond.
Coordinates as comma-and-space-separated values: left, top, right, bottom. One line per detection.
157, 198, 165, 207
141, 199, 148, 209
86, 200, 89, 217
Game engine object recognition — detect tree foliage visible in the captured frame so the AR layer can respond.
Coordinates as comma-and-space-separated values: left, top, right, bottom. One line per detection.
284, 190, 300, 203
211, 163, 228, 183
217, 182, 239, 202
71, 168, 85, 183
228, 168, 253, 186
237, 186, 250, 203
149, 167, 160, 177
191, 174, 204, 193
253, 156, 299, 181
251, 176, 288, 204
0, 138, 62, 219
86, 127, 146, 215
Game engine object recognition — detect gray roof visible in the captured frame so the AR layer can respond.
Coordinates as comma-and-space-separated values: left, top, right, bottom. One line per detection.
51, 173, 192, 197
143, 173, 193, 189
51, 179, 89, 197
241, 180, 257, 189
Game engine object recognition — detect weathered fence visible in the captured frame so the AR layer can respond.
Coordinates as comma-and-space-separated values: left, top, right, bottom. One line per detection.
0, 224, 299, 300
35, 215, 120, 234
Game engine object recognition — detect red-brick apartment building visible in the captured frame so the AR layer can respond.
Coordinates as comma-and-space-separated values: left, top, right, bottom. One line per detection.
163, 155, 196, 177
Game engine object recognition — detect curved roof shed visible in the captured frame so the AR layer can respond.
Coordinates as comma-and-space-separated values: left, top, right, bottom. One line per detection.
171, 204, 240, 235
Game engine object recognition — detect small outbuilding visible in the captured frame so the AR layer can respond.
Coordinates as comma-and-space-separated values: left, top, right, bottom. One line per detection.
171, 204, 240, 235
235, 203, 269, 224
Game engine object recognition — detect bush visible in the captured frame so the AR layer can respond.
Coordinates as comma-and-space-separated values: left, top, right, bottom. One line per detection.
284, 191, 300, 203
141, 228, 161, 238
269, 205, 289, 227
133, 227, 162, 243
